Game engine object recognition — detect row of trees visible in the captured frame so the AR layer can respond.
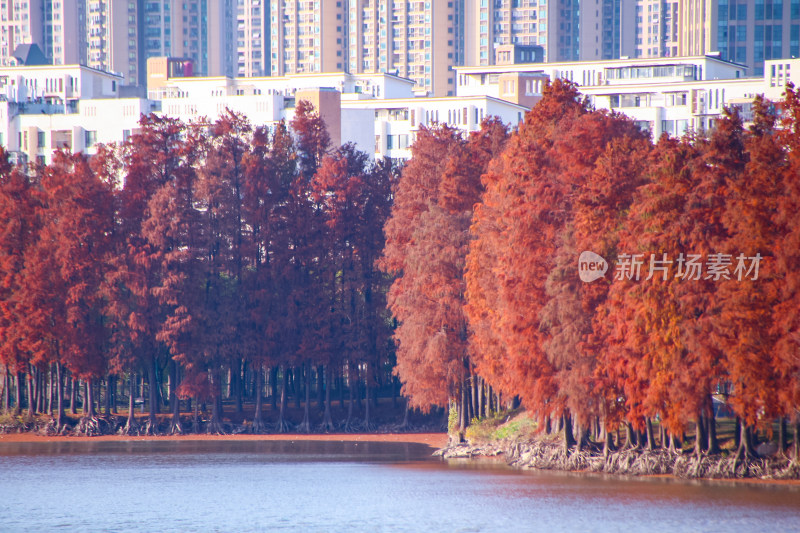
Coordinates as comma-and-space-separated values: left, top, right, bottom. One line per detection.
385, 80, 800, 457
0, 103, 398, 433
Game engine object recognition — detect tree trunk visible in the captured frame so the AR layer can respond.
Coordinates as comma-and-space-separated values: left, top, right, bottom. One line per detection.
296, 363, 311, 433
398, 398, 410, 430
793, 419, 800, 461
470, 376, 478, 422
694, 411, 707, 456
192, 397, 200, 430
459, 380, 469, 435
476, 376, 483, 419
778, 417, 788, 456
575, 420, 590, 452
46, 364, 53, 415
13, 371, 23, 415
145, 357, 158, 434
231, 357, 244, 414
624, 422, 637, 449
734, 417, 741, 449
363, 371, 374, 431
110, 375, 118, 415
563, 413, 576, 452
667, 431, 679, 453
41, 369, 48, 414
645, 417, 656, 451
69, 376, 77, 414
103, 375, 111, 416
253, 363, 266, 433
345, 367, 356, 431
124, 371, 138, 434
26, 366, 35, 417
735, 423, 755, 461
603, 424, 615, 457
706, 398, 720, 455
206, 367, 225, 434
2, 368, 9, 413
320, 364, 334, 431
84, 377, 95, 418
338, 369, 345, 408
270, 366, 278, 410
293, 367, 302, 409
168, 360, 183, 435
54, 362, 65, 430
32, 367, 40, 414
275, 367, 290, 433
316, 365, 325, 412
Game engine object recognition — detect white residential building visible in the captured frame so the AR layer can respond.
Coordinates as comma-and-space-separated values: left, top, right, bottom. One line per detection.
0, 65, 150, 164
455, 54, 795, 138
2, 55, 799, 167
150, 69, 527, 159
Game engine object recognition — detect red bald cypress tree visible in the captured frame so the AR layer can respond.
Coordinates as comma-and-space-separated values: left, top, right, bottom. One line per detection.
0, 149, 37, 415
16, 151, 114, 428
384, 119, 508, 434
105, 114, 187, 434
770, 86, 800, 458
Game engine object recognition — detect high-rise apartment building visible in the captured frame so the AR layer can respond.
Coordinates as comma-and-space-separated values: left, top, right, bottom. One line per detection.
268, 1, 461, 96
467, 0, 576, 64
44, 0, 84, 65
142, 0, 234, 78
86, 0, 143, 84
346, 0, 462, 96
268, 0, 346, 76
1, 0, 233, 85
465, 0, 637, 64
237, 0, 269, 76
0, 0, 43, 66
632, 0, 800, 76
629, 0, 681, 58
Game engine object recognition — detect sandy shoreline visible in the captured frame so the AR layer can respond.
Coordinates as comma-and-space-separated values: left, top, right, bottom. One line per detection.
0, 431, 448, 448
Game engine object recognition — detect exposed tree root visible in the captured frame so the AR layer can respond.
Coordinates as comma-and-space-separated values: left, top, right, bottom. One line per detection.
205, 418, 227, 435
318, 413, 336, 433
296, 417, 312, 434
167, 417, 184, 436
142, 418, 161, 436
342, 416, 359, 433
75, 416, 108, 437
251, 416, 268, 434
440, 437, 800, 480
273, 418, 293, 433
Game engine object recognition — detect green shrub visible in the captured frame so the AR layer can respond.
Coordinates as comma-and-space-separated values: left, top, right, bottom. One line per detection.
447, 403, 458, 434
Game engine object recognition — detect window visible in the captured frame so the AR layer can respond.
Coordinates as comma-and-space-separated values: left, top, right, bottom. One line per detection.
85, 130, 97, 148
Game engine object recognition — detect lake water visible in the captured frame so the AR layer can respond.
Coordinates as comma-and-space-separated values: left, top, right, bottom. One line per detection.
1, 439, 799, 532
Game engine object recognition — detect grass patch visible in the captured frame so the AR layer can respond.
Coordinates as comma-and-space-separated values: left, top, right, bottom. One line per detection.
465, 409, 537, 444
0, 411, 23, 428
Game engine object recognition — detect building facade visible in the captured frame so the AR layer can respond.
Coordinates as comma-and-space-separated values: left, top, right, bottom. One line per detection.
237, 0, 269, 77
0, 0, 44, 66
0, 0, 234, 86
455, 54, 795, 138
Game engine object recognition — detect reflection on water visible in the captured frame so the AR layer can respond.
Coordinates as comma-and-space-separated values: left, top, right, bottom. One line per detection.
0, 439, 798, 533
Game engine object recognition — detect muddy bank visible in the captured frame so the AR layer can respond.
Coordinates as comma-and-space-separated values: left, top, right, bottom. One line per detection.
436, 438, 800, 481
0, 430, 448, 448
